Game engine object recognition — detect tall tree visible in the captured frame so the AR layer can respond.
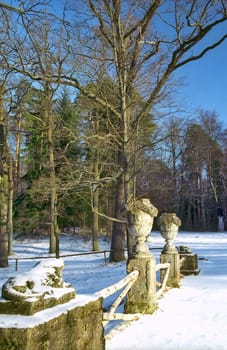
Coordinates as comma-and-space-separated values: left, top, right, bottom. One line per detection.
68, 0, 227, 260
75, 77, 123, 250
180, 117, 224, 231
10, 7, 69, 253
1, 0, 227, 260
0, 82, 8, 266
221, 128, 227, 230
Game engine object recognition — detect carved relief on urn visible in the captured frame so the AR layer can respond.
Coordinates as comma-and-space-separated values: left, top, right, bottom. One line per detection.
126, 198, 158, 256
157, 213, 181, 253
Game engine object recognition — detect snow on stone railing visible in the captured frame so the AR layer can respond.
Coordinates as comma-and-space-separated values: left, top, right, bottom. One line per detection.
155, 262, 170, 298
94, 262, 169, 327
95, 269, 140, 325
0, 258, 76, 315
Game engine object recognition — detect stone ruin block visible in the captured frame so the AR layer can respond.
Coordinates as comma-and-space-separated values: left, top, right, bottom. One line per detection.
0, 259, 105, 349
178, 246, 200, 276
0, 258, 76, 315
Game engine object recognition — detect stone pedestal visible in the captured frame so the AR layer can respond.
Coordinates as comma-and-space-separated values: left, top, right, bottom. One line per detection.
125, 254, 157, 314
179, 246, 200, 275
158, 212, 181, 288
125, 198, 158, 314
160, 251, 181, 288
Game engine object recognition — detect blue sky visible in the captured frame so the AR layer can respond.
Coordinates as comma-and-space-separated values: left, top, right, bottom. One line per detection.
176, 24, 227, 128
7, 1, 226, 128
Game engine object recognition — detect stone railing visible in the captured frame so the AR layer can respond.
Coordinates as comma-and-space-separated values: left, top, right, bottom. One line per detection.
0, 200, 199, 350
0, 259, 105, 350
96, 269, 140, 325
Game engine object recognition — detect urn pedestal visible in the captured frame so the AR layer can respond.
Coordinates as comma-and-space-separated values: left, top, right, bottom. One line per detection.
125, 198, 158, 313
125, 254, 157, 314
158, 213, 181, 288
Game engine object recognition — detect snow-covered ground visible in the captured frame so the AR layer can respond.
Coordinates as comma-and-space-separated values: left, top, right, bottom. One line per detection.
0, 231, 227, 350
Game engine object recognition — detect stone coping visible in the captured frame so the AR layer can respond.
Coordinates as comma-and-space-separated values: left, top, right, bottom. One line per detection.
0, 288, 76, 315
0, 294, 99, 328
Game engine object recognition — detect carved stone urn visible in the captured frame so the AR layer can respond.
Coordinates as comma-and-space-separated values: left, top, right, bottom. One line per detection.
157, 213, 181, 253
126, 198, 158, 256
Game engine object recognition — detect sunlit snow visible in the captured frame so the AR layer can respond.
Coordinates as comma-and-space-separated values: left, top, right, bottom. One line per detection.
0, 231, 227, 350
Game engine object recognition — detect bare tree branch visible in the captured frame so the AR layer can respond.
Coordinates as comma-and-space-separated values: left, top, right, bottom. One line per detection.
0, 2, 24, 14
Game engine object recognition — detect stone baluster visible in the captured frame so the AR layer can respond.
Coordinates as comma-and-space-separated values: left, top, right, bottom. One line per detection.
158, 213, 181, 288
124, 198, 158, 314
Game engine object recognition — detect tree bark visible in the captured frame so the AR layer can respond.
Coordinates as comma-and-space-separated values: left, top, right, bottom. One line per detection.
91, 117, 100, 251
92, 187, 99, 251
7, 151, 14, 255
110, 169, 126, 262
14, 112, 22, 196
0, 84, 8, 267
46, 85, 59, 256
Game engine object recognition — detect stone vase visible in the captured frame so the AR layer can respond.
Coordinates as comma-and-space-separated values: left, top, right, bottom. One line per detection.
158, 213, 181, 253
127, 198, 158, 256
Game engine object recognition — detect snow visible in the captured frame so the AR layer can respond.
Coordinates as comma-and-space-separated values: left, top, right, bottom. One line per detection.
1, 258, 75, 302
1, 231, 227, 349
0, 295, 97, 329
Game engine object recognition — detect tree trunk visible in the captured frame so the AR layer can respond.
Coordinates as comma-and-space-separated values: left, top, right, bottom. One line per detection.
7, 151, 14, 255
110, 103, 134, 261
92, 188, 99, 251
110, 172, 126, 262
0, 84, 8, 267
186, 200, 192, 230
200, 195, 207, 231
91, 123, 100, 251
106, 191, 114, 238
46, 86, 59, 256
14, 112, 22, 196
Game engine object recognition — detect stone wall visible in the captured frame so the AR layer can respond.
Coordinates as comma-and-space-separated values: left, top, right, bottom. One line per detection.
0, 297, 105, 350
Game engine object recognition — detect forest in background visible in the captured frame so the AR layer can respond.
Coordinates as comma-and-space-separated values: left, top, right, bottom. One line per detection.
0, 0, 226, 267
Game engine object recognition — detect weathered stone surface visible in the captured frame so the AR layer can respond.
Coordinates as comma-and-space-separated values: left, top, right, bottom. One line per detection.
0, 290, 76, 315
178, 245, 200, 276
126, 198, 158, 256
158, 212, 181, 253
0, 259, 76, 315
0, 298, 105, 350
179, 250, 200, 276
125, 255, 157, 314
160, 251, 181, 288
125, 199, 158, 314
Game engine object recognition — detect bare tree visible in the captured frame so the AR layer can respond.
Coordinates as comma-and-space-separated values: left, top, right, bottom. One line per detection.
67, 0, 227, 260
0, 82, 8, 267
1, 0, 227, 260
0, 3, 70, 254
